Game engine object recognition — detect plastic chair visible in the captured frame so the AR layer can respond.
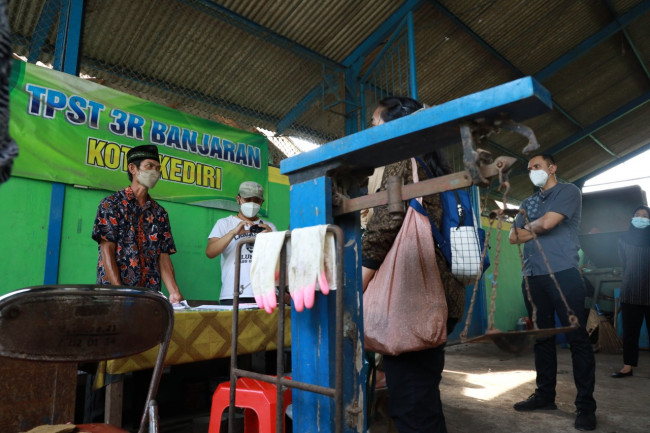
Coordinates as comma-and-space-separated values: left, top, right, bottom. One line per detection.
208, 377, 292, 433
0, 285, 175, 433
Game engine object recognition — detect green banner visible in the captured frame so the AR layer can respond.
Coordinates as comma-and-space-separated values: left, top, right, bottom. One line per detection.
9, 60, 268, 212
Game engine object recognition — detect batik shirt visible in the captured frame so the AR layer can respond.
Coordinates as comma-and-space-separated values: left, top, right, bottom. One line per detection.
92, 186, 176, 291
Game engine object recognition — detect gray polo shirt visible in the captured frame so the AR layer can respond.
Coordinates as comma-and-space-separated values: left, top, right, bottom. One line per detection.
514, 182, 582, 276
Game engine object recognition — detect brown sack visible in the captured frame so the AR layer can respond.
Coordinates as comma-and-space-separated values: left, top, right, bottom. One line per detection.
363, 162, 447, 355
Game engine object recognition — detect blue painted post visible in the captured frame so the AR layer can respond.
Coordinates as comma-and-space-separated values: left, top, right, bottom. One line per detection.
43, 0, 84, 284
345, 60, 363, 135
289, 177, 365, 433
28, 0, 60, 63
406, 11, 418, 100
44, 183, 65, 285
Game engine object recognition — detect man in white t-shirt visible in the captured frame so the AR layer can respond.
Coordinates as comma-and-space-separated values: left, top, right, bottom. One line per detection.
206, 181, 277, 304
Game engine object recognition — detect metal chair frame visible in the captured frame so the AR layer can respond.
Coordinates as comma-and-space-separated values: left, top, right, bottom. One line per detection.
227, 225, 345, 433
0, 285, 175, 433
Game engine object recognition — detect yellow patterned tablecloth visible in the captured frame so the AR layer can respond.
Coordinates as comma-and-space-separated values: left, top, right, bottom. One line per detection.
105, 307, 291, 375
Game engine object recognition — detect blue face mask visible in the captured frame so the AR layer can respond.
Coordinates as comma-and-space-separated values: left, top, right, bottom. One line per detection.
631, 217, 650, 229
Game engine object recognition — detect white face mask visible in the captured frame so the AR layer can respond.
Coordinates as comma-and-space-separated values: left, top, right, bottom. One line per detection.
529, 169, 549, 188
240, 202, 260, 218
631, 217, 650, 229
137, 169, 160, 189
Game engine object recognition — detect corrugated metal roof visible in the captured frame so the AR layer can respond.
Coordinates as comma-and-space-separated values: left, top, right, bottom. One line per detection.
7, 0, 650, 206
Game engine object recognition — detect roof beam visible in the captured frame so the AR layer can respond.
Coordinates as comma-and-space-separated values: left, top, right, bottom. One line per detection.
278, 0, 425, 137
276, 83, 322, 134
429, 0, 650, 157
429, 0, 521, 77
343, 0, 425, 67
78, 56, 333, 142
54, 0, 84, 74
574, 142, 650, 188
545, 91, 650, 156
506, 92, 650, 180
603, 0, 650, 83
534, 0, 650, 81
183, 0, 343, 71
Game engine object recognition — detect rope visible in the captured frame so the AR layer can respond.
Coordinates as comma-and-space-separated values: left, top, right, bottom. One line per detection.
516, 209, 579, 327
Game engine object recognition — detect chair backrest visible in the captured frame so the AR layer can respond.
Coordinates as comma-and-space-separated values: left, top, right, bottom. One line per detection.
0, 285, 174, 432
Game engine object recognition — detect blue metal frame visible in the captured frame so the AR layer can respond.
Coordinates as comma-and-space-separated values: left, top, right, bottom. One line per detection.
546, 91, 650, 156
277, 83, 323, 134
356, 11, 419, 133
288, 177, 336, 432
344, 59, 363, 135
534, 0, 650, 82
340, 0, 425, 136
282, 76, 552, 180
429, 0, 521, 77
282, 76, 552, 432
406, 12, 418, 100
43, 183, 65, 285
43, 0, 84, 285
343, 0, 425, 68
603, 0, 650, 82
360, 18, 408, 84
430, 0, 650, 160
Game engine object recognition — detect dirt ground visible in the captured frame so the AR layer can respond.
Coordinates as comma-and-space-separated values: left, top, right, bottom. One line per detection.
369, 341, 650, 433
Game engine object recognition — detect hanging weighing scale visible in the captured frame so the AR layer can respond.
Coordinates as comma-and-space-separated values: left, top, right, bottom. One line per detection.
460, 170, 579, 353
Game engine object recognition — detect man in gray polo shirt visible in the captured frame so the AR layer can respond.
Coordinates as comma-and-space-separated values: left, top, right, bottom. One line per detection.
509, 154, 596, 431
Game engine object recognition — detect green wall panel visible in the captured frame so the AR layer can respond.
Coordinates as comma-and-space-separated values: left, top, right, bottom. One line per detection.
54, 179, 289, 302
58, 186, 112, 287
3, 173, 526, 331
0, 177, 51, 293
267, 180, 290, 231
482, 221, 529, 332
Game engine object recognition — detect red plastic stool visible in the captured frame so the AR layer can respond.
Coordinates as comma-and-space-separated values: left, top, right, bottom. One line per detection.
208, 377, 292, 433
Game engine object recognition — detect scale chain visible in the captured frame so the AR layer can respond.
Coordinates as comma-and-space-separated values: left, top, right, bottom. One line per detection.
459, 163, 579, 344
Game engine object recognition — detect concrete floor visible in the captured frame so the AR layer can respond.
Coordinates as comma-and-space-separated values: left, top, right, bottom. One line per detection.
371, 341, 649, 433
177, 341, 649, 433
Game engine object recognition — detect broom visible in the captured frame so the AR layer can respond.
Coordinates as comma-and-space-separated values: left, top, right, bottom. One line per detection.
595, 304, 623, 354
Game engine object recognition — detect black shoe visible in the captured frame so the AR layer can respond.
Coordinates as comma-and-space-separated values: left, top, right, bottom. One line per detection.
513, 393, 557, 411
610, 370, 633, 378
575, 410, 596, 431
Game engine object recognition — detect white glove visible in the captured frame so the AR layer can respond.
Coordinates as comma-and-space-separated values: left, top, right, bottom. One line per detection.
250, 230, 286, 314
288, 225, 336, 312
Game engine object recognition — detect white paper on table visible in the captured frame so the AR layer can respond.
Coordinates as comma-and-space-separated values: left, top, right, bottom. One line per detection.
172, 300, 191, 310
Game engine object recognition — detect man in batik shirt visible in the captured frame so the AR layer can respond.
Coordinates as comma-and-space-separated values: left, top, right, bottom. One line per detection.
92, 144, 184, 303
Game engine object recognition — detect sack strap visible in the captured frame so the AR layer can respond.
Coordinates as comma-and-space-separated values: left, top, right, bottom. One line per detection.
408, 160, 441, 253
412, 157, 445, 248
410, 158, 422, 206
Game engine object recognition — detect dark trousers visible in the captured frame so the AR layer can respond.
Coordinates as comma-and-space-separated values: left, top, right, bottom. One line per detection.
383, 345, 446, 433
621, 303, 650, 367
522, 268, 596, 412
